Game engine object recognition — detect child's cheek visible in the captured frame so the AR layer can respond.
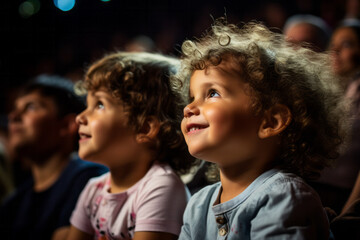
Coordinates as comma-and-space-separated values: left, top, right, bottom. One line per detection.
205, 108, 233, 140
180, 119, 187, 137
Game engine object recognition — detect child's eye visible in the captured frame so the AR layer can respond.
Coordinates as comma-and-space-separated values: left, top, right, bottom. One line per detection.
208, 89, 220, 98
96, 101, 105, 109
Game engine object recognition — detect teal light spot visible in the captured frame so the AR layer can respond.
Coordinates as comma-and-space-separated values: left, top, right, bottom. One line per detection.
54, 0, 75, 11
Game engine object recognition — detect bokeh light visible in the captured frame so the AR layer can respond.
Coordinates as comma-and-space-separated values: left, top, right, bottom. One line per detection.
54, 0, 76, 12
18, 0, 40, 18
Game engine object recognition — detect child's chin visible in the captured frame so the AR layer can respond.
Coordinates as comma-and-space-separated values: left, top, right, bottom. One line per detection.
189, 147, 206, 160
78, 151, 93, 161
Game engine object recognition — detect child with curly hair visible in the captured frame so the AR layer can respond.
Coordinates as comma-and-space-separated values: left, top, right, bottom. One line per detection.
67, 52, 195, 240
177, 20, 348, 239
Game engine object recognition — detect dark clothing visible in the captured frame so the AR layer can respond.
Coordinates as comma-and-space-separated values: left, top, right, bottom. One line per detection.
330, 199, 360, 240
0, 156, 108, 240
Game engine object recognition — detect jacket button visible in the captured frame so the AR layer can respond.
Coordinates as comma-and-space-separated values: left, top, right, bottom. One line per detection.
216, 216, 227, 224
219, 227, 227, 236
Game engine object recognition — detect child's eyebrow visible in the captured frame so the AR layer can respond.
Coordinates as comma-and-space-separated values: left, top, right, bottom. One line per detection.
93, 91, 112, 100
93, 91, 121, 105
200, 81, 229, 92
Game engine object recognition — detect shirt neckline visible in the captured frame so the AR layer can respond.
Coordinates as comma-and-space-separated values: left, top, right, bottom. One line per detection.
212, 168, 279, 214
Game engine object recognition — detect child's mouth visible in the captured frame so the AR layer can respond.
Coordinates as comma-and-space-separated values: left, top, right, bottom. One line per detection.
186, 124, 207, 134
79, 133, 91, 141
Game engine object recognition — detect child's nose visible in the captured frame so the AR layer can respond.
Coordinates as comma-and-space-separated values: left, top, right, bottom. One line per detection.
183, 102, 199, 118
75, 110, 87, 125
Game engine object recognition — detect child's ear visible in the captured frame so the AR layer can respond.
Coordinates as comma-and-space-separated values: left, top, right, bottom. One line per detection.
136, 116, 160, 144
258, 104, 292, 139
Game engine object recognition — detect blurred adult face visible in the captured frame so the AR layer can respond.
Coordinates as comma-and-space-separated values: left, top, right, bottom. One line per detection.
8, 91, 63, 159
330, 27, 360, 77
285, 23, 325, 52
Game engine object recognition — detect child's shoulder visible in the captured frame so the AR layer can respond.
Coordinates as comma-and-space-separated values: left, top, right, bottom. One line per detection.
262, 171, 315, 193
137, 162, 187, 192
84, 172, 110, 190
253, 170, 321, 204
187, 170, 317, 206
247, 171, 329, 238
148, 162, 177, 176
143, 162, 179, 180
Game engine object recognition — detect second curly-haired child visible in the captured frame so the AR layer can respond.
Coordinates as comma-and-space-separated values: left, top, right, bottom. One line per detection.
67, 52, 196, 240
177, 20, 349, 240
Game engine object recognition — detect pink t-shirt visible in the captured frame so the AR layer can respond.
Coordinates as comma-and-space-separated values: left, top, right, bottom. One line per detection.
70, 163, 189, 239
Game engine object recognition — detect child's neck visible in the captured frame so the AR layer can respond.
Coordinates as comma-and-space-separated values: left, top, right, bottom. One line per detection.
109, 158, 153, 194
219, 163, 271, 203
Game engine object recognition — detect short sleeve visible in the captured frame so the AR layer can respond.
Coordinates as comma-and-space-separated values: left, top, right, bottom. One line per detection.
134, 174, 188, 236
250, 180, 330, 240
178, 198, 194, 240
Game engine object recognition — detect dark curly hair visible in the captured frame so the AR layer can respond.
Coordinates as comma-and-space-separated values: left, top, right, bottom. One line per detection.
21, 74, 85, 118
176, 20, 349, 180
78, 51, 196, 175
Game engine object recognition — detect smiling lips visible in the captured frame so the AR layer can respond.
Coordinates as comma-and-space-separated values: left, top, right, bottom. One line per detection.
79, 132, 91, 142
186, 123, 208, 134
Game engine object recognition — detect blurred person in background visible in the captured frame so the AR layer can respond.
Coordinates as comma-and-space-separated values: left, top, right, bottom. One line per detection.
330, 18, 360, 91
345, 0, 360, 19
0, 114, 13, 204
312, 18, 360, 214
283, 14, 332, 52
124, 35, 156, 53
0, 75, 108, 240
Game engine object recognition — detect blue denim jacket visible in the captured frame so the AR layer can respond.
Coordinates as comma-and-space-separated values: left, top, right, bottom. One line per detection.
179, 169, 330, 240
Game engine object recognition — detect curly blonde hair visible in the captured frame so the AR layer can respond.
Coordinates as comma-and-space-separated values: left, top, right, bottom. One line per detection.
79, 51, 196, 175
176, 20, 349, 180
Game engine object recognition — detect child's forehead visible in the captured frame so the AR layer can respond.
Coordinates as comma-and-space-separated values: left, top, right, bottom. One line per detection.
199, 55, 243, 73
189, 67, 253, 98
87, 88, 116, 101
88, 88, 110, 96
190, 61, 245, 85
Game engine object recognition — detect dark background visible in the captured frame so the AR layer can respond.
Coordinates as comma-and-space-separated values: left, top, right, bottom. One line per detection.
0, 0, 348, 113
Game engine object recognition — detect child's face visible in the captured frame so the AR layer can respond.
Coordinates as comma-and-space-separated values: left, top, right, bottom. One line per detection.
76, 90, 138, 165
181, 64, 263, 166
